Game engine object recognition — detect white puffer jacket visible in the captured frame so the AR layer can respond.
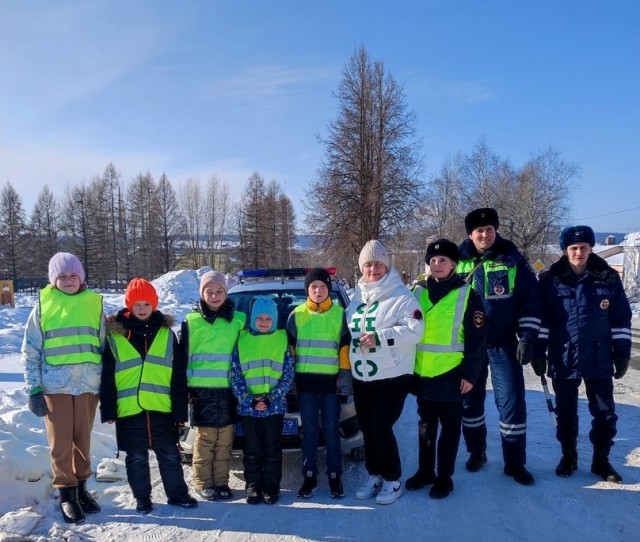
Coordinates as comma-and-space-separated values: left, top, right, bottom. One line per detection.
346, 267, 424, 382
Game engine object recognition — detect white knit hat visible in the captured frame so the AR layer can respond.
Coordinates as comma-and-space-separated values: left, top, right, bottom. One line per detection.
48, 252, 86, 285
199, 270, 228, 298
358, 240, 391, 271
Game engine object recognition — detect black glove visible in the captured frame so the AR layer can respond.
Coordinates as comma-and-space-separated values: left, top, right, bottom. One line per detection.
613, 358, 629, 380
28, 392, 49, 417
516, 340, 533, 365
531, 356, 547, 377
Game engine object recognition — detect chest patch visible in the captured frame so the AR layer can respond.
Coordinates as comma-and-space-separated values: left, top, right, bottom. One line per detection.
600, 299, 610, 310
473, 311, 485, 328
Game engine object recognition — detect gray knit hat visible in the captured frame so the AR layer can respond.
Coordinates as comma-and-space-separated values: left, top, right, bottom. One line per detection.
199, 270, 228, 298
358, 240, 391, 271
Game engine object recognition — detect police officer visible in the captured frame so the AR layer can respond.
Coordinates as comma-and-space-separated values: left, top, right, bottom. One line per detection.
533, 225, 631, 483
406, 239, 486, 499
457, 208, 541, 485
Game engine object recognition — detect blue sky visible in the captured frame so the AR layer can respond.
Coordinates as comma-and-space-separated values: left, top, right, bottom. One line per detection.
1, 1, 639, 232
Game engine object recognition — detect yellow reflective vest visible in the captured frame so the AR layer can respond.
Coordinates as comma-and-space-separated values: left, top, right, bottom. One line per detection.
185, 311, 246, 388
40, 286, 102, 366
108, 327, 173, 418
237, 329, 287, 394
414, 284, 471, 377
294, 303, 342, 376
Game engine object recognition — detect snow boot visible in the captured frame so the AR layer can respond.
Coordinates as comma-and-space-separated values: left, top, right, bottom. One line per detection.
591, 451, 622, 483
555, 443, 578, 478
297, 471, 318, 499
405, 470, 436, 490
504, 465, 535, 486
136, 497, 153, 514
77, 479, 101, 513
246, 485, 262, 505
328, 473, 345, 498
59, 487, 86, 524
465, 452, 487, 472
428, 477, 454, 499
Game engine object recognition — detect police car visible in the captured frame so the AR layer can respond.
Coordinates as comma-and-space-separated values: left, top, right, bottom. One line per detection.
179, 268, 365, 462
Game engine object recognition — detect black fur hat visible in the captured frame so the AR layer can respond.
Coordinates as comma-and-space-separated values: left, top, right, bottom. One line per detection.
464, 207, 499, 234
425, 239, 459, 264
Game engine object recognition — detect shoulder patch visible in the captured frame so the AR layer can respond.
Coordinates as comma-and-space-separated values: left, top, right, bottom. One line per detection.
413, 309, 423, 320
473, 311, 485, 328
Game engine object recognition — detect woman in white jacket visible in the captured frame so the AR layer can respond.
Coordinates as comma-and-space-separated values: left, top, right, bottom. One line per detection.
346, 240, 424, 505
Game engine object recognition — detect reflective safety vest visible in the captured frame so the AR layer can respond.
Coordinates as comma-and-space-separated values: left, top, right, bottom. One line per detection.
457, 259, 516, 300
294, 303, 342, 375
185, 311, 246, 388
237, 329, 287, 394
413, 284, 471, 377
108, 327, 173, 418
40, 286, 102, 366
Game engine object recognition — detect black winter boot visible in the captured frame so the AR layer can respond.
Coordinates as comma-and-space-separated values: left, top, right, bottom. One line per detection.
405, 470, 436, 490
59, 487, 85, 524
465, 452, 487, 472
555, 441, 578, 478
297, 471, 318, 499
591, 451, 622, 483
77, 480, 101, 513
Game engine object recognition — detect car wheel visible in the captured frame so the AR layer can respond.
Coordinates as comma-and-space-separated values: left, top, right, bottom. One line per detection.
348, 445, 366, 461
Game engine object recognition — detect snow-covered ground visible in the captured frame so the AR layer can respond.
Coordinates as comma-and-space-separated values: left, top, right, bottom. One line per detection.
1, 269, 639, 542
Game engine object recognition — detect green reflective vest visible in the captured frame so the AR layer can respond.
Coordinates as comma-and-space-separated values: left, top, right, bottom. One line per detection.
294, 303, 342, 375
457, 259, 516, 300
40, 286, 102, 366
413, 284, 471, 377
108, 327, 173, 418
185, 311, 246, 388
237, 329, 287, 394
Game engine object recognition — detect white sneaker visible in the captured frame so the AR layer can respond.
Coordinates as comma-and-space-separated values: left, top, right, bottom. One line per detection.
355, 474, 383, 499
375, 480, 402, 505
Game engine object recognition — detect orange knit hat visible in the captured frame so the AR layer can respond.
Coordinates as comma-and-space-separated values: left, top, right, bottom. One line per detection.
125, 277, 159, 311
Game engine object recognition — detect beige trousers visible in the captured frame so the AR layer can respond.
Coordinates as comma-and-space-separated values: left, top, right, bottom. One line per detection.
191, 425, 235, 489
43, 393, 99, 488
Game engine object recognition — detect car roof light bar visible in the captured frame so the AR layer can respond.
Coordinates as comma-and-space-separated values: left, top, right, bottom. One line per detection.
238, 267, 337, 279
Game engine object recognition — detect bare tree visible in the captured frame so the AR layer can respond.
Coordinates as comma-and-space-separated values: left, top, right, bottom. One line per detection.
306, 46, 425, 272
102, 163, 122, 284
59, 183, 92, 283
28, 185, 60, 277
156, 173, 183, 273
239, 172, 268, 268
178, 177, 204, 269
204, 176, 230, 269
0, 183, 28, 278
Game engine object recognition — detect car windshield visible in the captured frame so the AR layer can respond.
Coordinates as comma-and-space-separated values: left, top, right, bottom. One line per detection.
228, 288, 346, 329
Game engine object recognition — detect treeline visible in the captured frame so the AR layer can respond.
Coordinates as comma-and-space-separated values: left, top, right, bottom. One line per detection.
0, 165, 296, 286
1, 46, 580, 286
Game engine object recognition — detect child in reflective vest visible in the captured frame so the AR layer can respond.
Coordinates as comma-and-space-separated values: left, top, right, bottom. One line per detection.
100, 277, 196, 514
230, 296, 294, 504
179, 270, 246, 501
22, 252, 106, 524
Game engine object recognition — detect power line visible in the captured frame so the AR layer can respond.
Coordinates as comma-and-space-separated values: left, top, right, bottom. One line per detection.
575, 205, 640, 220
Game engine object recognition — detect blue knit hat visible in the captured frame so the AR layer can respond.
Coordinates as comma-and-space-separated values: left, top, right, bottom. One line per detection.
250, 296, 278, 333
559, 225, 595, 250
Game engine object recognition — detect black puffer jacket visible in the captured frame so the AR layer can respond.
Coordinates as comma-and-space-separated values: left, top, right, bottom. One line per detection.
179, 299, 240, 428
100, 309, 187, 453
